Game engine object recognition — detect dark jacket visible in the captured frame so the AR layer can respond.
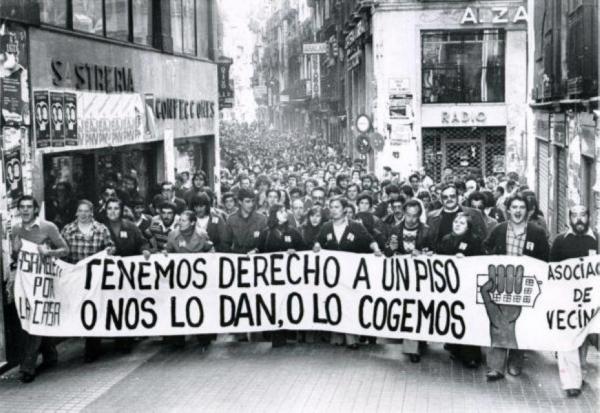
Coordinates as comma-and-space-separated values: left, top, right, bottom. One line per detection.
205, 211, 228, 252
107, 219, 150, 257
550, 231, 599, 262
317, 220, 374, 253
483, 222, 549, 261
426, 206, 488, 252
301, 223, 322, 250
438, 232, 482, 256
257, 226, 304, 253
224, 210, 268, 253
384, 221, 432, 256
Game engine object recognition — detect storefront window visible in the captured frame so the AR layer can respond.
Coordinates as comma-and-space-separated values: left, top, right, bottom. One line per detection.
422, 30, 505, 104
183, 0, 197, 55
171, 0, 197, 55
196, 0, 211, 58
40, 0, 67, 27
133, 0, 153, 45
73, 0, 104, 35
105, 0, 130, 41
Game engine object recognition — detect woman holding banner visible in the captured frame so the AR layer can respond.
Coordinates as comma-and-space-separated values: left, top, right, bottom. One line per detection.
253, 203, 304, 347
313, 196, 382, 349
164, 210, 215, 349
437, 212, 484, 368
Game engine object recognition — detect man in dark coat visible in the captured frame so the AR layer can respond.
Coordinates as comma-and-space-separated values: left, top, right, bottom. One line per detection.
550, 205, 597, 397
482, 194, 549, 381
427, 183, 488, 252
385, 199, 432, 363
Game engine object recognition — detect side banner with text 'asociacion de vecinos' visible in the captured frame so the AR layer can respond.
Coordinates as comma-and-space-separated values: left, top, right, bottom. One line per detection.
14, 240, 600, 351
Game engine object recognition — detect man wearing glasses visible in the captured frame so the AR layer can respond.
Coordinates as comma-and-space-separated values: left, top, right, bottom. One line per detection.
426, 183, 488, 252
10, 196, 69, 383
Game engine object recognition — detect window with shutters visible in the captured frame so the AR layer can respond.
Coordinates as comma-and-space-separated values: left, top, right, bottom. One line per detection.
566, 0, 598, 97
422, 128, 505, 182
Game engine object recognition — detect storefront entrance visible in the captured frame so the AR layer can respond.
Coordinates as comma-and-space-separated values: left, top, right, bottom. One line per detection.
422, 127, 506, 181
42, 142, 160, 223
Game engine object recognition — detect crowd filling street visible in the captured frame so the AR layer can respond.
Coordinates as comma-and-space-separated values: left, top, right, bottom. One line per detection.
5, 122, 598, 400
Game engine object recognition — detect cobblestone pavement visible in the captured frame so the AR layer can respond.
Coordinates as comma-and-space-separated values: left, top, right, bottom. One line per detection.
0, 337, 598, 413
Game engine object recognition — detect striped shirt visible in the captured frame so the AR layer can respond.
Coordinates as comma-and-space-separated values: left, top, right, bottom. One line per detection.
148, 215, 180, 251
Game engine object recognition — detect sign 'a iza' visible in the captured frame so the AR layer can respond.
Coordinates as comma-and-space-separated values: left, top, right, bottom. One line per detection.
460, 6, 528, 25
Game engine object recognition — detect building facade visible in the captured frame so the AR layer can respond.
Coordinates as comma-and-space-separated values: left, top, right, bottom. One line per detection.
257, 1, 530, 178
0, 0, 220, 366
530, 0, 599, 237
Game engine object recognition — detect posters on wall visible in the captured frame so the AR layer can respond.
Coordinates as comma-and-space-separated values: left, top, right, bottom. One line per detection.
3, 146, 22, 205
33, 90, 50, 148
14, 242, 600, 352
63, 92, 78, 146
1, 77, 22, 125
50, 91, 65, 147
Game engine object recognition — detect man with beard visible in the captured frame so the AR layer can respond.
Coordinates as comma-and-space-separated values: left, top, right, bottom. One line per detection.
427, 184, 487, 252
380, 195, 407, 240
310, 187, 329, 221
482, 194, 549, 381
550, 205, 597, 397
374, 184, 401, 219
148, 202, 179, 252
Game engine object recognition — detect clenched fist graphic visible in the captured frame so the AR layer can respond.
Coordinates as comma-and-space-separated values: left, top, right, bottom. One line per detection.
480, 264, 525, 349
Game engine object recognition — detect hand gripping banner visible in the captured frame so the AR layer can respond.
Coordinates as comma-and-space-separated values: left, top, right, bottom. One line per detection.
14, 240, 600, 351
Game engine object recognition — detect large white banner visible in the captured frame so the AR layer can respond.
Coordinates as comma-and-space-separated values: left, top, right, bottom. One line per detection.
14, 240, 600, 351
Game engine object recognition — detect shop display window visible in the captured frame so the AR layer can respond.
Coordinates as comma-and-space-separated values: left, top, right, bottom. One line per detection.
422, 30, 505, 104
172, 0, 197, 55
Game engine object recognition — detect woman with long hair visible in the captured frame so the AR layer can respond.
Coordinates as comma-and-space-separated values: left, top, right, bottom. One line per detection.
301, 206, 324, 250
254, 203, 304, 347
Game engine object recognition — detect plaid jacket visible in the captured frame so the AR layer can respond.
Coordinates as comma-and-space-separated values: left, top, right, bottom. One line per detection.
61, 220, 114, 263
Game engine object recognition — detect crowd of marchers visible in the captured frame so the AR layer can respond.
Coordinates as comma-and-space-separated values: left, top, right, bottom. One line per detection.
6, 122, 594, 398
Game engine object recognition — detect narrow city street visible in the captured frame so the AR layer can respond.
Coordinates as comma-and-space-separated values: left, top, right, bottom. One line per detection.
0, 337, 598, 412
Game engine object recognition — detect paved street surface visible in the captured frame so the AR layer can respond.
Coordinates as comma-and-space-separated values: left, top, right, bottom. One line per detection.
0, 337, 598, 412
